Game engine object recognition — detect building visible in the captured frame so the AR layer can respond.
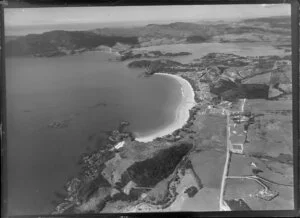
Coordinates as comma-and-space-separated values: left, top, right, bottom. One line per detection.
230, 125, 246, 145
231, 144, 244, 154
256, 189, 279, 201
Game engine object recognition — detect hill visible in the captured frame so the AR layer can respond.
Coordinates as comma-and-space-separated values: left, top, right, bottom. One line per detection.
5, 16, 291, 57
5, 30, 139, 57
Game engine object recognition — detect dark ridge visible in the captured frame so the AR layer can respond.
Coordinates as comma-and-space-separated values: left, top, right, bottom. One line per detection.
211, 80, 269, 101
240, 84, 270, 99
219, 84, 269, 101
225, 199, 252, 211
122, 143, 193, 187
120, 50, 191, 61
127, 60, 153, 68
5, 30, 139, 57
127, 59, 182, 75
77, 173, 111, 203
243, 16, 291, 24
109, 188, 143, 203
277, 153, 293, 165
200, 53, 249, 67
250, 152, 293, 165
186, 35, 209, 43
210, 79, 239, 95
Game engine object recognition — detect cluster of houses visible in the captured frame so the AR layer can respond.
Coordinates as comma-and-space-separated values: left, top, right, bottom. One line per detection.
229, 111, 252, 154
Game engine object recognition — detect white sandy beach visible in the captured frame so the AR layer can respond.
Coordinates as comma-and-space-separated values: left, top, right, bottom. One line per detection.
135, 73, 196, 143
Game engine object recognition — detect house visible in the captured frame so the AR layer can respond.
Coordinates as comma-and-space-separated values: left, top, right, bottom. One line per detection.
230, 134, 246, 145
231, 144, 244, 154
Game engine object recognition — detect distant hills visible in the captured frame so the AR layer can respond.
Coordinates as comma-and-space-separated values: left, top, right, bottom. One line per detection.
5, 16, 291, 57
5, 31, 139, 57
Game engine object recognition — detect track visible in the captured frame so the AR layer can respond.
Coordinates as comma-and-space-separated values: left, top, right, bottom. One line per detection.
219, 99, 246, 211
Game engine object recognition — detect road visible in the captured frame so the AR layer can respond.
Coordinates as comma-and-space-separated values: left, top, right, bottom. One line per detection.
227, 175, 293, 187
219, 99, 246, 211
219, 110, 231, 210
227, 176, 269, 190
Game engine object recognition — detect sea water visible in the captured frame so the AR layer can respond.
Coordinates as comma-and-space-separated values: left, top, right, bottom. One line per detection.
5, 51, 182, 215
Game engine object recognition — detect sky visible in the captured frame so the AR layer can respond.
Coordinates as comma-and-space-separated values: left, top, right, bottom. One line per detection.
4, 4, 291, 35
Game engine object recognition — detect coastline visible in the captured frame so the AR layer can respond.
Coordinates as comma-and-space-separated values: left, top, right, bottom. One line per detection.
135, 73, 196, 143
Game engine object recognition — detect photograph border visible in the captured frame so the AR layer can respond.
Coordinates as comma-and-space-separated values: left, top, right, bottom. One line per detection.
1, 0, 299, 217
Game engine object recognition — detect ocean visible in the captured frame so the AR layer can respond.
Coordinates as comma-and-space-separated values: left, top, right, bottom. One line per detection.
5, 51, 182, 215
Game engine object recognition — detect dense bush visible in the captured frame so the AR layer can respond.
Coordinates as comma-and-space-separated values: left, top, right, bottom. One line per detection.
124, 143, 193, 187
6, 30, 139, 57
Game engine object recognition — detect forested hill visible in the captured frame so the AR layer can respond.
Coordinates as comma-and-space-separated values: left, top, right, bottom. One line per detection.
5, 30, 139, 57
5, 16, 291, 57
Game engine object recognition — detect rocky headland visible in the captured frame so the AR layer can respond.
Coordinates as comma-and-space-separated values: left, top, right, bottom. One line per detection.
119, 50, 191, 61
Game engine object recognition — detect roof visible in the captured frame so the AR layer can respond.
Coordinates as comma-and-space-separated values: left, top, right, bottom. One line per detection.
232, 144, 243, 150
230, 125, 245, 133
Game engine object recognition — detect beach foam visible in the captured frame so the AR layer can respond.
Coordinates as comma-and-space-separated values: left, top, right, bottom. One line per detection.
135, 73, 196, 143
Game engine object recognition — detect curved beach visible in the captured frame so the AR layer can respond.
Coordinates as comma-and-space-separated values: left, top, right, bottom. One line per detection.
135, 73, 196, 142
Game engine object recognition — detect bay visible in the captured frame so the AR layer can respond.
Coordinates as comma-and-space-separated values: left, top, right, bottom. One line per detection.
5, 51, 182, 215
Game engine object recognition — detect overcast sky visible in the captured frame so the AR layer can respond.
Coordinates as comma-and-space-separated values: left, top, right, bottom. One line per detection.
5, 4, 290, 27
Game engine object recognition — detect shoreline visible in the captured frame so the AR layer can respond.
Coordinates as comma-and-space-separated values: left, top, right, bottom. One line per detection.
135, 73, 196, 143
